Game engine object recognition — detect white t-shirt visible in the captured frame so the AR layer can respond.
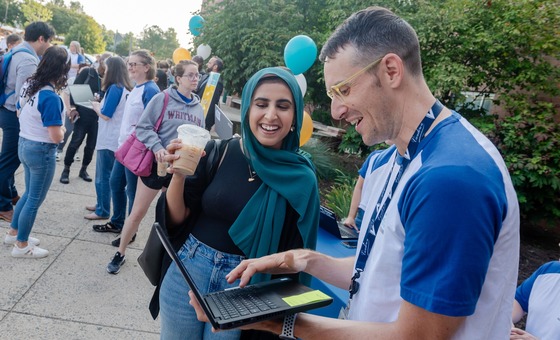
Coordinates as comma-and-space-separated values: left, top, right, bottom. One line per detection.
96, 84, 129, 151
118, 81, 159, 147
348, 112, 519, 339
18, 84, 64, 143
515, 261, 560, 339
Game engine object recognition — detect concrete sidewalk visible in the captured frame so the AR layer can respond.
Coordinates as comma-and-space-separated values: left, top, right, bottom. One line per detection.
0, 104, 242, 338
0, 142, 160, 339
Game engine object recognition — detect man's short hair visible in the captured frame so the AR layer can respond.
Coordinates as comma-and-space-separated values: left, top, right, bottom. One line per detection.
24, 21, 56, 43
319, 6, 422, 77
213, 57, 224, 72
6, 34, 21, 46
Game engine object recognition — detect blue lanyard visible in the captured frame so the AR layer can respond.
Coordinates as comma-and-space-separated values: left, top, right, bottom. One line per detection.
349, 100, 444, 299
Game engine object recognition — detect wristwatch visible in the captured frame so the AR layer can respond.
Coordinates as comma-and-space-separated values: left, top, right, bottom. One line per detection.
279, 313, 297, 340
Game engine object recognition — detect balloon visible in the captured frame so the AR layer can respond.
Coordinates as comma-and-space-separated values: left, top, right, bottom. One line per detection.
284, 35, 317, 75
300, 111, 313, 146
173, 48, 191, 64
196, 44, 212, 60
189, 15, 205, 36
295, 74, 307, 97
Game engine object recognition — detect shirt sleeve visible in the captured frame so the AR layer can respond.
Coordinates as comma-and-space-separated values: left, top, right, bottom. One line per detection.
515, 261, 559, 313
141, 82, 160, 108
399, 164, 507, 316
37, 91, 63, 127
136, 92, 165, 152
100, 84, 123, 118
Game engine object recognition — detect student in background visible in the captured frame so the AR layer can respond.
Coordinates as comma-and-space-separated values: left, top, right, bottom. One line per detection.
511, 257, 560, 340
4, 46, 69, 258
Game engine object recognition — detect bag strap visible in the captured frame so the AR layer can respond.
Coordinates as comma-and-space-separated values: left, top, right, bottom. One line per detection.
153, 91, 170, 132
205, 136, 238, 185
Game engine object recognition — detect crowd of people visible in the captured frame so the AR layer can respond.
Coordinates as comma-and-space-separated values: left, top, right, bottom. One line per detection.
0, 7, 556, 339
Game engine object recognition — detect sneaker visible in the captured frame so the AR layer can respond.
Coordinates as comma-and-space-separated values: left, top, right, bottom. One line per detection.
4, 233, 40, 246
11, 244, 49, 258
111, 233, 136, 247
55, 151, 61, 162
107, 251, 126, 274
74, 155, 81, 162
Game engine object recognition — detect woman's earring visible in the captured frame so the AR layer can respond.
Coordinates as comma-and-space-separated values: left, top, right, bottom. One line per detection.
290, 126, 295, 132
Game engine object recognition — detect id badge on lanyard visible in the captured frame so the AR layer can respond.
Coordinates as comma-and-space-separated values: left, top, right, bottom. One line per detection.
345, 100, 444, 312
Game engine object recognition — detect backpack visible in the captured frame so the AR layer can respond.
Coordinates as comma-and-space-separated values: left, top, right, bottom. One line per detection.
0, 48, 34, 106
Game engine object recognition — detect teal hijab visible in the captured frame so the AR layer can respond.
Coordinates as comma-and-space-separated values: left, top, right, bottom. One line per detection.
228, 67, 319, 285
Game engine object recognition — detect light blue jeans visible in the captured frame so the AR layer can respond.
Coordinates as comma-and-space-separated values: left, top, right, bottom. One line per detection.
94, 149, 115, 217
159, 235, 244, 340
109, 161, 137, 229
12, 137, 57, 242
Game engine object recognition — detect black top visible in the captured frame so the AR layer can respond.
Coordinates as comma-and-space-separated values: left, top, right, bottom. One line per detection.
191, 139, 263, 254
149, 139, 303, 334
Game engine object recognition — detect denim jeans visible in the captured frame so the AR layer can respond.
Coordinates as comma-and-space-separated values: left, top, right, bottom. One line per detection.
0, 107, 20, 211
94, 149, 115, 217
159, 235, 244, 340
12, 137, 57, 242
109, 161, 137, 229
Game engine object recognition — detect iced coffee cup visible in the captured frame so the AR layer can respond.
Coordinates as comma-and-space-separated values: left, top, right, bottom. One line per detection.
174, 124, 211, 176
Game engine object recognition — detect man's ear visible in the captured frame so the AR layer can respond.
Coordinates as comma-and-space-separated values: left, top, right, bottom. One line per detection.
381, 53, 404, 89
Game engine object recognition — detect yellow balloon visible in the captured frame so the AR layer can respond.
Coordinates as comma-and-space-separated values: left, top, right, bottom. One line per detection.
173, 48, 191, 64
300, 111, 313, 146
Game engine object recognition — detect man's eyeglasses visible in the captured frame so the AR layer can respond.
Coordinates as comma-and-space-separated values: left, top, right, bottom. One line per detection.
326, 56, 384, 102
127, 62, 145, 68
182, 73, 200, 81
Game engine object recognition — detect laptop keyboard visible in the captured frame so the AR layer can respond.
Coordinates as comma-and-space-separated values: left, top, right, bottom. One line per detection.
339, 225, 357, 238
210, 286, 279, 320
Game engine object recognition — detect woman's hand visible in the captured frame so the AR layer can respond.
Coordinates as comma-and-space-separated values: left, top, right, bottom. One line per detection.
226, 249, 309, 288
154, 148, 168, 163
510, 327, 538, 340
165, 138, 205, 176
90, 101, 101, 115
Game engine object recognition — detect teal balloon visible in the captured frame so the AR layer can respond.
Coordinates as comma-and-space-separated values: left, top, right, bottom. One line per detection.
189, 15, 205, 36
284, 35, 317, 75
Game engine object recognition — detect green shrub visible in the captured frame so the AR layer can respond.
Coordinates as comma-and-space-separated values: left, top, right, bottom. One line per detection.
300, 138, 338, 181
324, 170, 356, 218
488, 98, 560, 222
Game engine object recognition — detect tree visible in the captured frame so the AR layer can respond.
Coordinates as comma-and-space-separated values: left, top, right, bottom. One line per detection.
0, 0, 23, 26
137, 25, 179, 60
48, 3, 80, 35
21, 0, 52, 25
64, 16, 105, 53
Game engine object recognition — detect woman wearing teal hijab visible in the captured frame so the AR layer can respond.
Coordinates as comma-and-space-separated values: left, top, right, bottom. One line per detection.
156, 67, 320, 340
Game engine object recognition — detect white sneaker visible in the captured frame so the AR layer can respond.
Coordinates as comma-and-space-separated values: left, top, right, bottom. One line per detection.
4, 233, 40, 246
55, 151, 61, 161
11, 244, 49, 258
74, 155, 81, 161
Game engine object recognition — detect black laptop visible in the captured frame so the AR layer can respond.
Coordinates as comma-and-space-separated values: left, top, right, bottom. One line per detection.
68, 84, 94, 109
319, 205, 359, 240
154, 222, 333, 330
214, 105, 233, 139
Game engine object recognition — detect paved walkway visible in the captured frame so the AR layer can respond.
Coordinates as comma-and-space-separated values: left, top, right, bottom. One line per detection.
0, 103, 242, 338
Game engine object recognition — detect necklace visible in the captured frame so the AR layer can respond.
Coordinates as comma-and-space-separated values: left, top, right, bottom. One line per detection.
247, 164, 257, 182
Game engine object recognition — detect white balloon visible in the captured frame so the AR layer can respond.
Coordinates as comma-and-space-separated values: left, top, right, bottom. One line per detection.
295, 73, 307, 97
196, 44, 212, 60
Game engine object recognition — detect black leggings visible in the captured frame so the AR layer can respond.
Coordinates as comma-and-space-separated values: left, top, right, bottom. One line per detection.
64, 110, 98, 168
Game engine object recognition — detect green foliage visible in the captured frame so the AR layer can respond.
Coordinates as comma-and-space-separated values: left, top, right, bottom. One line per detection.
0, 0, 23, 26
64, 16, 105, 53
300, 138, 338, 181
48, 4, 79, 35
489, 98, 560, 221
21, 0, 52, 25
138, 25, 179, 60
324, 170, 356, 218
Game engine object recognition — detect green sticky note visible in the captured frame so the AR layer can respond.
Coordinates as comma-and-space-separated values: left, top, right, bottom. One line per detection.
282, 290, 331, 307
